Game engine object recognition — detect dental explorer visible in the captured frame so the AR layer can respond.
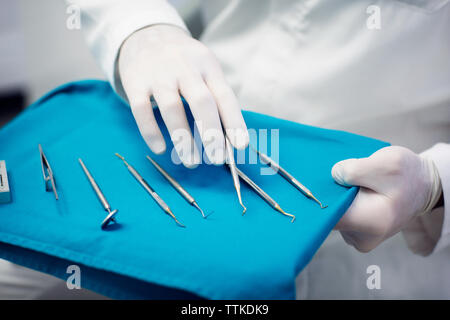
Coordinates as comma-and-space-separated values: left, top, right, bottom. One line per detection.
78, 158, 118, 229
225, 136, 247, 214
115, 153, 185, 227
146, 155, 207, 218
227, 165, 296, 222
252, 147, 327, 209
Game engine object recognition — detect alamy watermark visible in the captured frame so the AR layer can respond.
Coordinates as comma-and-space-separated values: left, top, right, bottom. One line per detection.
366, 5, 381, 30
366, 265, 381, 290
66, 4, 81, 30
66, 264, 81, 290
169, 125, 280, 175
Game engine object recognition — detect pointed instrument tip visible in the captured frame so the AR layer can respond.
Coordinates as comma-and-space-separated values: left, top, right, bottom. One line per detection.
175, 219, 186, 228
310, 195, 327, 209
192, 202, 206, 218
241, 203, 247, 216
166, 208, 186, 228
276, 205, 296, 222
115, 153, 129, 166
237, 193, 247, 215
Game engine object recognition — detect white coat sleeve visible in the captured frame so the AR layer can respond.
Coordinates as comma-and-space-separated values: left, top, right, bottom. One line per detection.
67, 0, 189, 99
402, 143, 450, 256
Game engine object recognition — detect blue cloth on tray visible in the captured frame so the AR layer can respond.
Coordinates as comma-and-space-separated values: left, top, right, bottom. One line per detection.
0, 80, 389, 299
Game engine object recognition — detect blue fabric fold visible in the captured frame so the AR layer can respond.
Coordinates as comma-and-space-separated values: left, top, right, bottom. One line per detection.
0, 80, 389, 299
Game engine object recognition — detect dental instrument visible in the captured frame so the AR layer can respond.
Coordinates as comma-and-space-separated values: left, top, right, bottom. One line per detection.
252, 147, 327, 209
78, 158, 118, 229
0, 160, 11, 204
115, 153, 185, 227
39, 144, 59, 200
227, 165, 296, 222
146, 155, 207, 218
225, 136, 247, 215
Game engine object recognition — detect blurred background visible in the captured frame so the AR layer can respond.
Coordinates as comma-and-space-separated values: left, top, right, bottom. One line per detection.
0, 0, 204, 299
0, 0, 203, 128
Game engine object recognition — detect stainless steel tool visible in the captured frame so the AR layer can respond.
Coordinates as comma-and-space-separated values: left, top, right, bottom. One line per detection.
146, 155, 207, 218
39, 144, 59, 200
227, 165, 296, 222
252, 147, 327, 209
115, 153, 185, 227
0, 160, 11, 204
78, 158, 118, 229
225, 136, 247, 215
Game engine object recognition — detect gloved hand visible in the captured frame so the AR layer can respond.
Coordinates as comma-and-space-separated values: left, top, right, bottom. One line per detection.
331, 146, 442, 252
118, 25, 249, 168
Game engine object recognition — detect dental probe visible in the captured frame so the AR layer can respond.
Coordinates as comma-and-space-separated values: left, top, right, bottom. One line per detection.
225, 136, 247, 215
227, 165, 296, 222
115, 153, 185, 228
78, 158, 118, 229
251, 147, 327, 209
146, 155, 207, 218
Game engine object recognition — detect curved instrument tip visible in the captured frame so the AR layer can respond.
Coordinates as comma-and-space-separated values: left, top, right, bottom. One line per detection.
240, 203, 247, 216
311, 195, 327, 209
176, 219, 186, 228
276, 205, 296, 222
166, 208, 186, 227
192, 202, 206, 218
115, 153, 124, 160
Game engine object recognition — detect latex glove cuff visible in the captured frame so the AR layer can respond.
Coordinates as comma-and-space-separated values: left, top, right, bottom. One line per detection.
417, 155, 443, 216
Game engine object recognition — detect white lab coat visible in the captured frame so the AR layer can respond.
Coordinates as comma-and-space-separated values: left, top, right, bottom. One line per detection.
1, 0, 449, 299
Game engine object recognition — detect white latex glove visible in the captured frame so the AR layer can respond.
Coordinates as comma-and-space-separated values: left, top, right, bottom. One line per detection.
118, 25, 249, 167
331, 146, 443, 252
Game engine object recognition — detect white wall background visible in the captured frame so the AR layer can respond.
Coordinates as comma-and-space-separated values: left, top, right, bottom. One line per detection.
2, 0, 200, 104
0, 0, 27, 93
15, 0, 103, 104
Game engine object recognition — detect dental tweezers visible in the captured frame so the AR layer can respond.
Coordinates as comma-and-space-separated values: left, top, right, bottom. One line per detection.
227, 164, 296, 222
39, 144, 59, 200
115, 153, 185, 227
225, 136, 247, 214
252, 147, 327, 209
146, 155, 207, 218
